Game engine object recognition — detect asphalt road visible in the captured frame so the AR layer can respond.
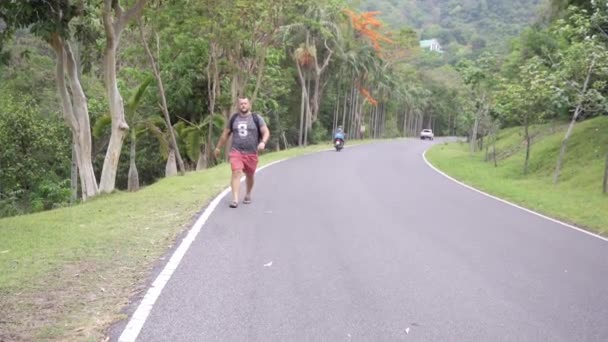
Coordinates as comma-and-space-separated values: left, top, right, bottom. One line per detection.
127, 139, 608, 341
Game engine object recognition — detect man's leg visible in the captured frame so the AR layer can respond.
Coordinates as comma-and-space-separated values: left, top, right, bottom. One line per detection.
244, 172, 254, 203
230, 170, 242, 206
243, 154, 258, 204
229, 151, 244, 208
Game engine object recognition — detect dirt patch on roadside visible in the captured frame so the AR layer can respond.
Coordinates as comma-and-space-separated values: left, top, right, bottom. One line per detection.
0, 258, 145, 341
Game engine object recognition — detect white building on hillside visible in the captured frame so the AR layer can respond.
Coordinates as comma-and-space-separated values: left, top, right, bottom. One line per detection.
420, 39, 443, 53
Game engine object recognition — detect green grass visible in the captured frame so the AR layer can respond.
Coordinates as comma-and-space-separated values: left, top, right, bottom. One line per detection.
0, 140, 376, 341
426, 116, 608, 235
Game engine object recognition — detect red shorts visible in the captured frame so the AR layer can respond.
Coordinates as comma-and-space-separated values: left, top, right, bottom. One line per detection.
229, 150, 259, 175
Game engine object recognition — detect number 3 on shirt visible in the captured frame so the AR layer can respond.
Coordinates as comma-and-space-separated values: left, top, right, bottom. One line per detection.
237, 123, 248, 137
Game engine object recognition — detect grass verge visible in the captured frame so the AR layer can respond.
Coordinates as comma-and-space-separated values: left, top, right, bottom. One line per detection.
426, 116, 608, 236
0, 140, 374, 341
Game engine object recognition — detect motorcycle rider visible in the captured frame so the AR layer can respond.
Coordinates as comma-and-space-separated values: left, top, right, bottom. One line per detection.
334, 125, 346, 143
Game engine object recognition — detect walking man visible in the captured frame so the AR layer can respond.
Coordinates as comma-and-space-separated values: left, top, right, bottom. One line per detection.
214, 97, 270, 208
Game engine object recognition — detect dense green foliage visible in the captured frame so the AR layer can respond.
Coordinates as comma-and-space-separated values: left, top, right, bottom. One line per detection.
0, 93, 71, 216
1, 0, 607, 218
358, 0, 543, 60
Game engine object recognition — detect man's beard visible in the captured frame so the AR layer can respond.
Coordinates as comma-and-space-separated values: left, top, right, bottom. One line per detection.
239, 107, 249, 114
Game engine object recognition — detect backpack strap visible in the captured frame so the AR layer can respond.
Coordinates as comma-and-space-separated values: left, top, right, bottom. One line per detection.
227, 113, 238, 135
252, 112, 262, 142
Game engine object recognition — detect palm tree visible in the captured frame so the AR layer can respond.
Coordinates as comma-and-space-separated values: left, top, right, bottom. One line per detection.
145, 117, 184, 177
179, 114, 226, 170
280, 3, 342, 146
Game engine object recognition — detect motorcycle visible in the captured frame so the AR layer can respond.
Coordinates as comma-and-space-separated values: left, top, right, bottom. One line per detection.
334, 137, 344, 151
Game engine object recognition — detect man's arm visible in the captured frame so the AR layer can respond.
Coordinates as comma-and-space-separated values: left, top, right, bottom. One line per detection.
261, 125, 270, 143
214, 127, 231, 158
258, 125, 270, 150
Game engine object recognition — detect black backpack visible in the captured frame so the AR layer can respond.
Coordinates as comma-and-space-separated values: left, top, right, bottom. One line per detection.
228, 112, 263, 142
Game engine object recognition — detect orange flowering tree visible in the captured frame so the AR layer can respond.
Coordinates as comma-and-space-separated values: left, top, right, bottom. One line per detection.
342, 9, 395, 107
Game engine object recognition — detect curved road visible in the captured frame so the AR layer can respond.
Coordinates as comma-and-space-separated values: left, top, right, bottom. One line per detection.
119, 139, 608, 341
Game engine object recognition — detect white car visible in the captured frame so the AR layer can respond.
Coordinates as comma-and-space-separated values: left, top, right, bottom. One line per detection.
420, 129, 434, 140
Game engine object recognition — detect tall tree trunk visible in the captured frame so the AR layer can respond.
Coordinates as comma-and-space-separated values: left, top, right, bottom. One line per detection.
127, 133, 139, 192
354, 85, 359, 138
603, 146, 608, 194
196, 145, 208, 171
407, 110, 411, 137
415, 111, 419, 136
470, 116, 479, 154
250, 48, 267, 105
50, 34, 99, 200
408, 110, 416, 136
379, 103, 383, 138
376, 104, 380, 138
370, 106, 375, 139
70, 144, 78, 204
304, 74, 312, 146
282, 132, 289, 150
552, 105, 581, 183
408, 108, 413, 136
64, 41, 99, 198
351, 88, 357, 139
416, 111, 421, 136
295, 59, 311, 147
299, 84, 305, 147
470, 94, 487, 154
206, 42, 221, 165
524, 117, 531, 175
341, 84, 348, 127
354, 84, 359, 138
366, 107, 371, 140
165, 149, 178, 177
373, 106, 377, 139
347, 82, 355, 136
99, 0, 148, 193
493, 134, 498, 167
138, 19, 185, 176
221, 62, 242, 159
100, 37, 128, 193
375, 103, 379, 139
402, 105, 407, 137
310, 39, 333, 124
380, 103, 386, 139
229, 64, 247, 113
332, 100, 338, 139
553, 56, 595, 184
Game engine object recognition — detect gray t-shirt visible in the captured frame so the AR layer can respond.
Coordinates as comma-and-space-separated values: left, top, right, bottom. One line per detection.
229, 113, 266, 154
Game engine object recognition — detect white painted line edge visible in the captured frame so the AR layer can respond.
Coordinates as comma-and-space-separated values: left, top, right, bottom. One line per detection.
117, 141, 384, 341
117, 158, 287, 342
422, 148, 608, 243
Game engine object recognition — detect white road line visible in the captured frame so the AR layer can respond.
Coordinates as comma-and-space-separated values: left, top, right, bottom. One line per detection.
118, 159, 286, 342
117, 141, 386, 341
422, 148, 608, 243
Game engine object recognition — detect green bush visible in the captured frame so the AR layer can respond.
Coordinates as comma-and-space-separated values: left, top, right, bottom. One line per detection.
0, 191, 22, 217
0, 92, 71, 217
30, 179, 72, 212
309, 120, 329, 145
